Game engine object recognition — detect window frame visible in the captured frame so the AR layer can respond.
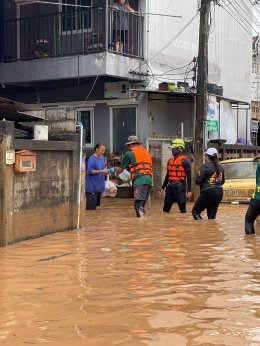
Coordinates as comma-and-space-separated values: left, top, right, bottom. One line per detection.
60, 0, 93, 35
77, 108, 94, 148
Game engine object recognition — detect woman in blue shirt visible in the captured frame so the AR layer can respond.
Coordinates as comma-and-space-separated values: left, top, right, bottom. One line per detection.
86, 143, 110, 210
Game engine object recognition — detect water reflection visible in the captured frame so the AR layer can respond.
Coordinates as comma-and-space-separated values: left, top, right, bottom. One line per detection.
0, 200, 259, 345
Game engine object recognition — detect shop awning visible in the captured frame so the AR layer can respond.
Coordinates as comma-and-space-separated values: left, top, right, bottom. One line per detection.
131, 88, 195, 103
0, 97, 45, 122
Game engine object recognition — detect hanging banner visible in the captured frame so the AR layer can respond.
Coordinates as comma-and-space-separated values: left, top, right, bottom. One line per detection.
207, 95, 219, 133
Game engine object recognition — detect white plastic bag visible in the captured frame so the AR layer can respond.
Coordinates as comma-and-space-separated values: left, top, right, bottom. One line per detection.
103, 176, 117, 197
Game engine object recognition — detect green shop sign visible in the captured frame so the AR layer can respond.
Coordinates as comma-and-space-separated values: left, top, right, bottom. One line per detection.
206, 120, 219, 133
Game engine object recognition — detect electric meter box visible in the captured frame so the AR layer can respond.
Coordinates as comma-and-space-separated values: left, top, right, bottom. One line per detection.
15, 150, 36, 173
104, 81, 130, 98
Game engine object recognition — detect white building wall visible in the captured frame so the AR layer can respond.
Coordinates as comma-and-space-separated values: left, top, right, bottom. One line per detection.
208, 1, 252, 103
146, 0, 252, 104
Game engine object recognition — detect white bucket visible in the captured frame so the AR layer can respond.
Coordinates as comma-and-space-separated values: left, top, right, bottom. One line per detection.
34, 125, 48, 141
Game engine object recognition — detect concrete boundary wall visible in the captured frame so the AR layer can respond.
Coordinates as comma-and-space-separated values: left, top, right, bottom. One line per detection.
0, 121, 84, 246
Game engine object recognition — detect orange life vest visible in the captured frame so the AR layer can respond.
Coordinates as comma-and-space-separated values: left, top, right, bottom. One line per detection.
168, 155, 187, 181
129, 146, 153, 181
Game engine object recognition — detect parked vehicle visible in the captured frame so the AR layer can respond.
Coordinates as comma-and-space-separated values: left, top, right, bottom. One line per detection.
221, 157, 260, 203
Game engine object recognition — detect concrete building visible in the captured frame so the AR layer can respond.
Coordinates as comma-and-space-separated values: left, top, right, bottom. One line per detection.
0, 98, 84, 246
0, 0, 254, 189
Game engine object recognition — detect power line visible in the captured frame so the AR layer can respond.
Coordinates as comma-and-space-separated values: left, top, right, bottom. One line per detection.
148, 0, 175, 42
81, 53, 106, 106
131, 9, 201, 74
223, 0, 254, 33
153, 63, 194, 76
232, 0, 259, 32
220, 1, 256, 37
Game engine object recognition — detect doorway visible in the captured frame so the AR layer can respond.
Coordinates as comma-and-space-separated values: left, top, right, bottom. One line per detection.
111, 106, 137, 154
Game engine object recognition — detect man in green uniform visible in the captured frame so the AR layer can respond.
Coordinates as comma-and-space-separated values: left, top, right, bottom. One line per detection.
245, 161, 260, 235
117, 135, 153, 217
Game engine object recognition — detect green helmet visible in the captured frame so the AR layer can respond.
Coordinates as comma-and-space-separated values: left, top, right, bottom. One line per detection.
170, 138, 185, 149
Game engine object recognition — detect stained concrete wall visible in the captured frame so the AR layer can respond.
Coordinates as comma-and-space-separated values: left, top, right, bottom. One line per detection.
0, 121, 84, 246
44, 107, 76, 134
148, 99, 194, 139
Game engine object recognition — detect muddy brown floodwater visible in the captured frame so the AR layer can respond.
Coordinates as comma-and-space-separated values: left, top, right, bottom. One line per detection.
0, 199, 259, 346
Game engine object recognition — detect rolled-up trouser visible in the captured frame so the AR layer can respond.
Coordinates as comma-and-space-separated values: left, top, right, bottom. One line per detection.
86, 192, 101, 210
163, 181, 187, 213
245, 198, 260, 234
192, 187, 223, 219
134, 184, 151, 216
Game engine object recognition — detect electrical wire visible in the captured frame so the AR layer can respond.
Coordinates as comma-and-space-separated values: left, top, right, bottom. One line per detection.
220, 1, 256, 37
224, 0, 258, 35
131, 8, 201, 75
81, 53, 106, 106
232, 0, 259, 32
153, 67, 194, 77
148, 0, 175, 42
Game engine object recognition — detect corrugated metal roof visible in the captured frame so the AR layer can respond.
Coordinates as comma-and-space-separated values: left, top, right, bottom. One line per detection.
0, 97, 45, 122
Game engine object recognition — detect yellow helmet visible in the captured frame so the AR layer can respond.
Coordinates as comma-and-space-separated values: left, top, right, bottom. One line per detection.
170, 138, 185, 149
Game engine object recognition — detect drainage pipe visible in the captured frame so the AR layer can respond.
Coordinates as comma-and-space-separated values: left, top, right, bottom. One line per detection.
76, 123, 83, 230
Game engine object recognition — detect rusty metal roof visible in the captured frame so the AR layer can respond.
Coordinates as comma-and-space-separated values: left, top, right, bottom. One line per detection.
0, 97, 45, 122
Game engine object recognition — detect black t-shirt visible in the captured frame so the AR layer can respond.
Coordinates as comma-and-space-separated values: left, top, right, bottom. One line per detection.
195, 162, 225, 192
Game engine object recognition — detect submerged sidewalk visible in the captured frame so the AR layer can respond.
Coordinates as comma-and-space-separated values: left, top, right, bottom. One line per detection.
0, 199, 259, 345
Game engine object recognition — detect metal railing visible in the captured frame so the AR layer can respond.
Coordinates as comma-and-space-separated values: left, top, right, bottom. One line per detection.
3, 7, 144, 62
108, 6, 144, 58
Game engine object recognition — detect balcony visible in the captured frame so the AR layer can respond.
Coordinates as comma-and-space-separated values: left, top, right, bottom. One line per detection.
3, 6, 144, 62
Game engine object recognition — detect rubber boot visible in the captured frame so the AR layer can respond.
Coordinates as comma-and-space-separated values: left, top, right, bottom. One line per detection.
135, 201, 145, 218
141, 201, 146, 215
137, 207, 145, 218
245, 221, 255, 235
192, 213, 203, 221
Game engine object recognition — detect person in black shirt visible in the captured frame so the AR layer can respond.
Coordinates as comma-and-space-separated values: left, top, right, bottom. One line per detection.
192, 147, 225, 220
161, 138, 192, 214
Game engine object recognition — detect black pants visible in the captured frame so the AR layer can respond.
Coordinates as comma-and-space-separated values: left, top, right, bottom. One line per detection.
133, 184, 151, 216
192, 187, 223, 219
163, 182, 187, 213
245, 198, 260, 234
86, 192, 101, 210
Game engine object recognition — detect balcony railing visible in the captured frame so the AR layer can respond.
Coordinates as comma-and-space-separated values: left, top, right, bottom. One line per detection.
3, 6, 144, 62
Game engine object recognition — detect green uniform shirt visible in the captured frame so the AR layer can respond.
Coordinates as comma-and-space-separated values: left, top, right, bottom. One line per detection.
121, 150, 153, 188
253, 161, 260, 200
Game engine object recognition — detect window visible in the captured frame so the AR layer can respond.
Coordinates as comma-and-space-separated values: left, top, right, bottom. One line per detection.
62, 0, 92, 32
77, 109, 94, 147
222, 161, 259, 180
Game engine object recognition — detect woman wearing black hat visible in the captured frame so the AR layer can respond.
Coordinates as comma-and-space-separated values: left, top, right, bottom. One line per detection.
192, 148, 225, 220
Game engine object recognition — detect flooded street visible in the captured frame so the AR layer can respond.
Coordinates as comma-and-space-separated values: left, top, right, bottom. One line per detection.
0, 199, 259, 346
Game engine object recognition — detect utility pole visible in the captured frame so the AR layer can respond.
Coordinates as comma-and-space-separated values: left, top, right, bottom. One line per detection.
193, 0, 212, 198
0, 1, 4, 62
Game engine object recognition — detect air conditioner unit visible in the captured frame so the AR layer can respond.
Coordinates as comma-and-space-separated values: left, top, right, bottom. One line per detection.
104, 81, 131, 99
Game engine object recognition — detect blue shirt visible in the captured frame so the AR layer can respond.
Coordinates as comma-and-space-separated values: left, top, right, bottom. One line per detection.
85, 155, 106, 193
